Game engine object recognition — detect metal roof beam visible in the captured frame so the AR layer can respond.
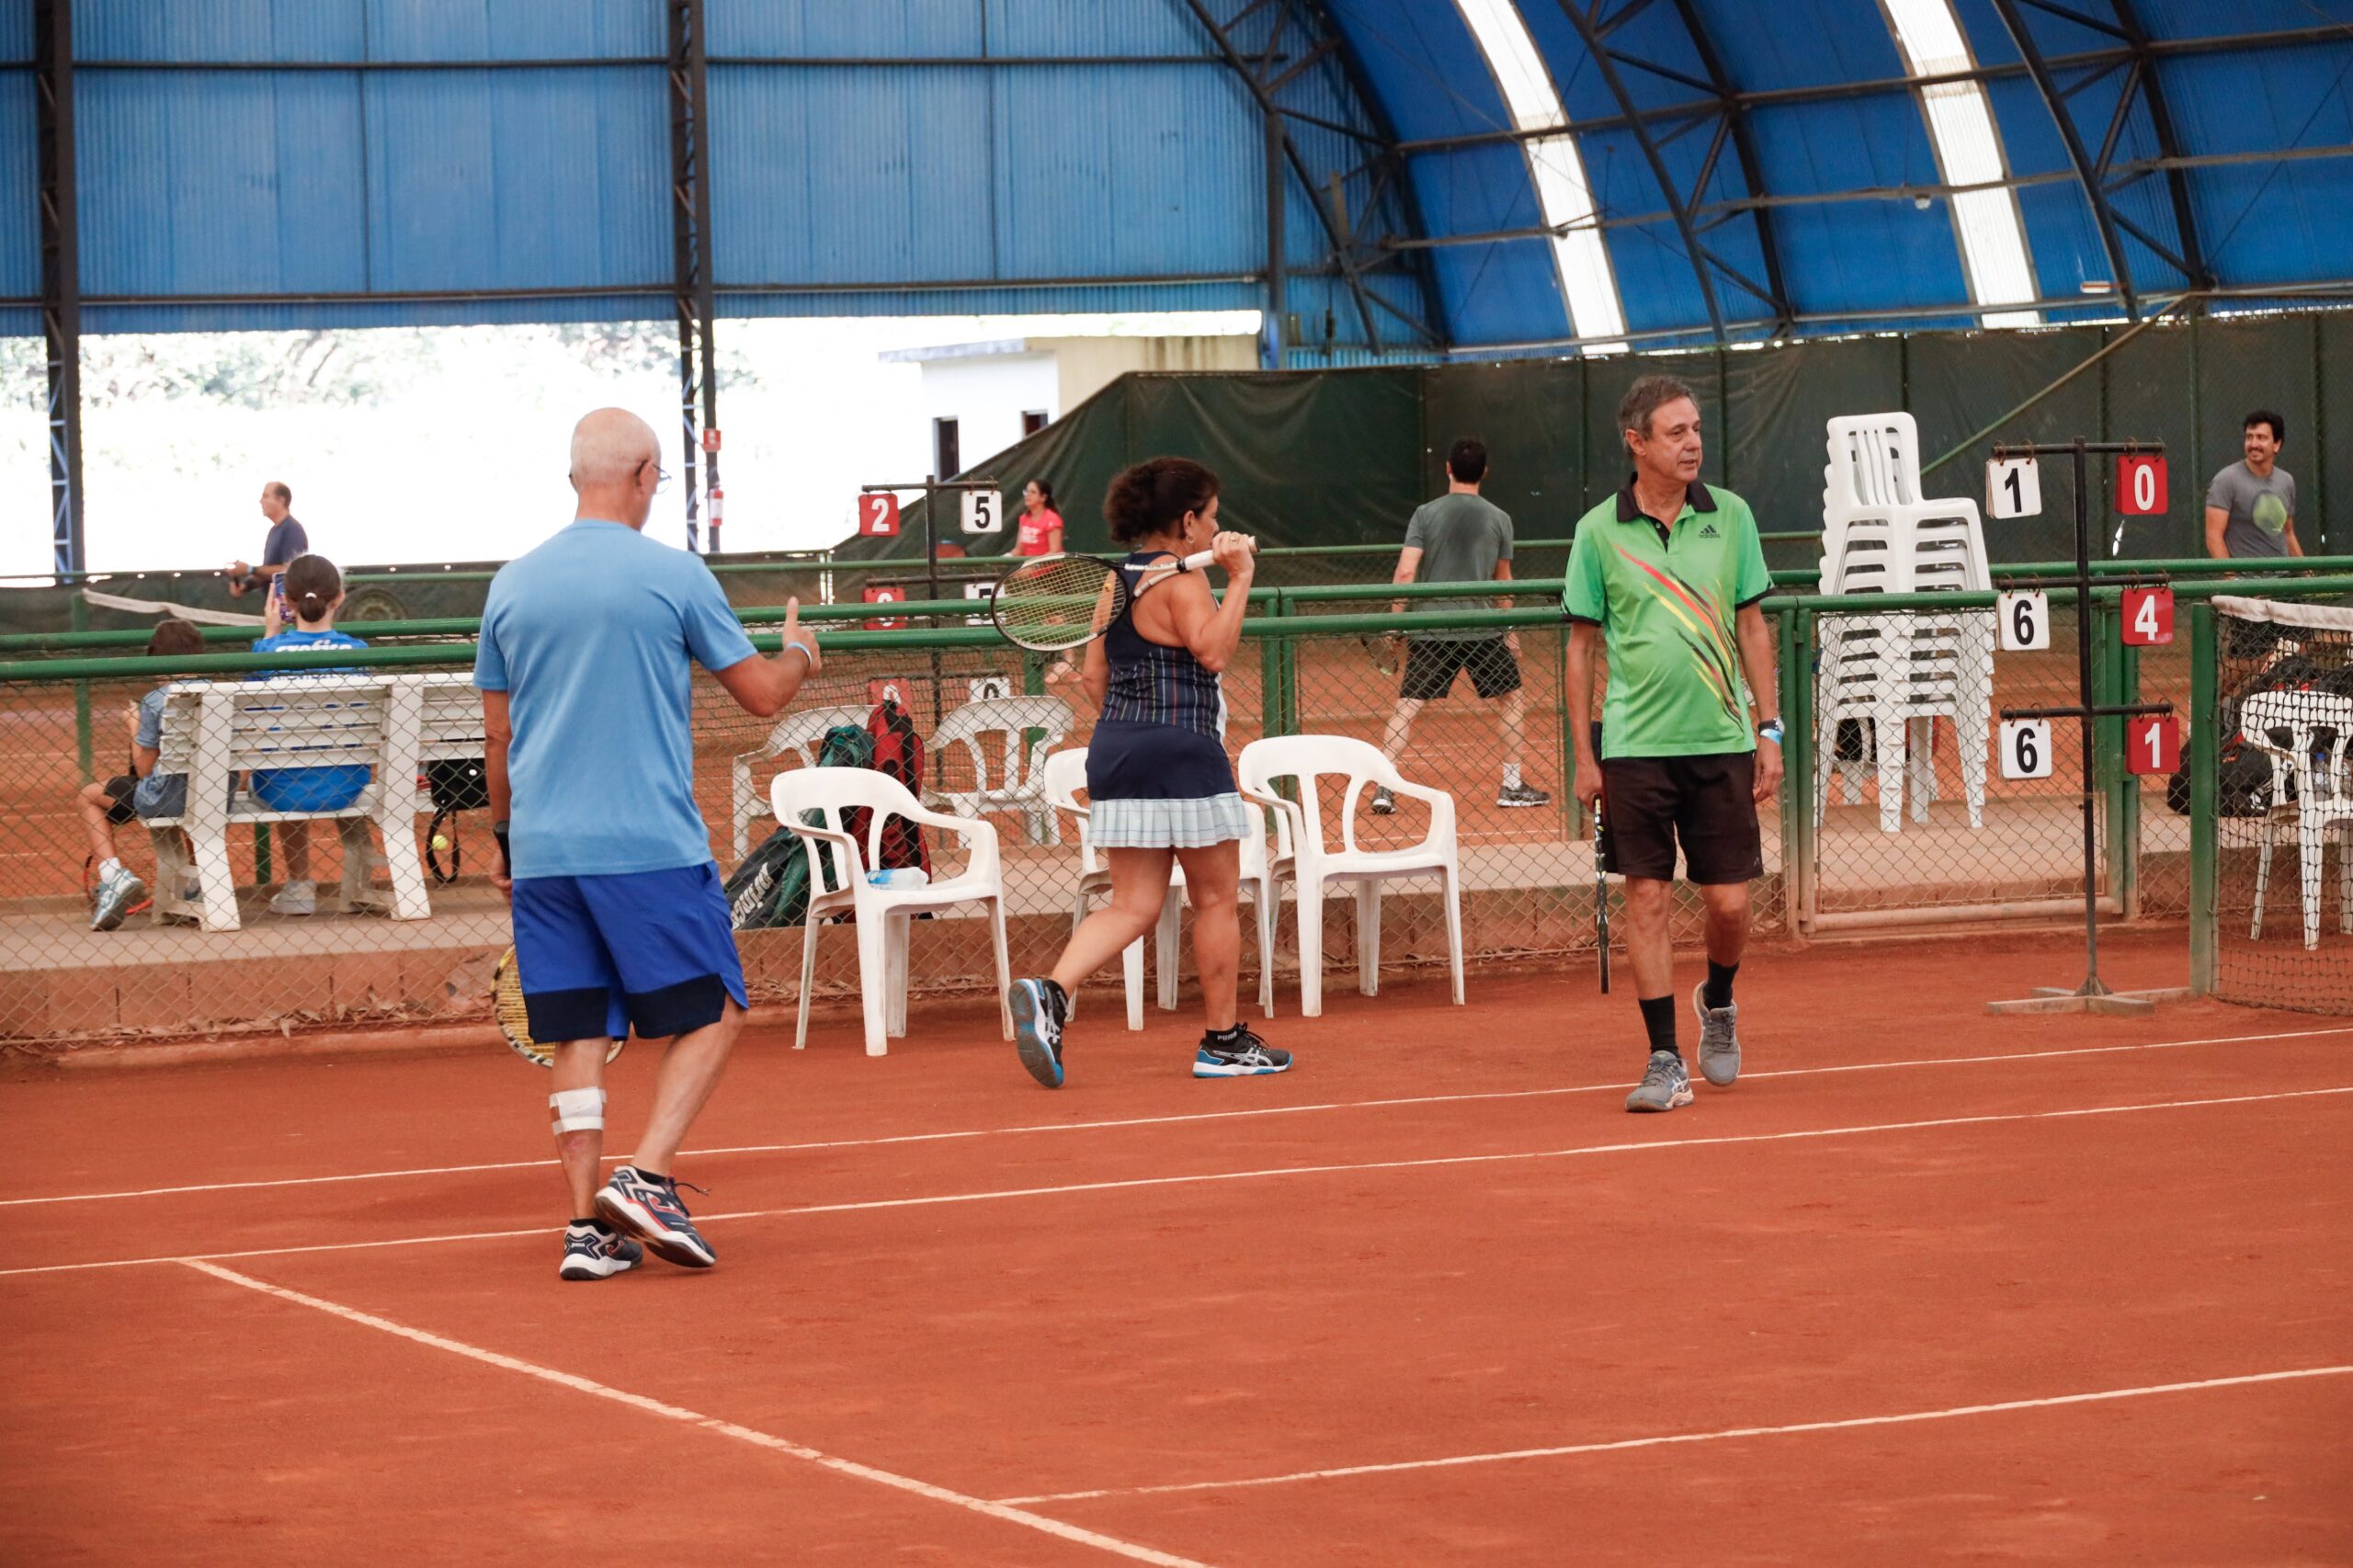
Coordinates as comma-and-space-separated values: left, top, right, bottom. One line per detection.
1990, 0, 2140, 318
35, 0, 82, 579
1393, 24, 2351, 156
1669, 0, 1794, 335
2104, 0, 2210, 293
1549, 0, 1726, 339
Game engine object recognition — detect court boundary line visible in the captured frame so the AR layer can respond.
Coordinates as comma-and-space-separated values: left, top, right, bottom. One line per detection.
996, 1366, 2353, 1504
14, 1024, 2349, 1210
178, 1259, 1211, 1568
7, 1084, 2344, 1280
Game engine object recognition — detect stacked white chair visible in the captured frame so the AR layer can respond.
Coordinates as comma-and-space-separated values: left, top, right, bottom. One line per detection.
1040, 748, 1276, 1028
728, 704, 874, 859
1816, 413, 1996, 834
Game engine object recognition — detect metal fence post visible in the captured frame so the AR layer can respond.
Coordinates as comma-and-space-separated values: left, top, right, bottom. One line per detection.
2188, 601, 2218, 994
1779, 606, 1813, 937
69, 587, 92, 784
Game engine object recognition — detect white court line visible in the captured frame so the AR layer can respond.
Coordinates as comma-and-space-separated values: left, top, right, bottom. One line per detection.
178, 1261, 1210, 1568
997, 1366, 2353, 1505
15, 1024, 2351, 1209
6, 1085, 2345, 1281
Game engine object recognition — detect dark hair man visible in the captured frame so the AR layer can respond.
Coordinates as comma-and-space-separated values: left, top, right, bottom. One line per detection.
1564, 375, 1780, 1114
1375, 437, 1549, 814
2205, 411, 2301, 560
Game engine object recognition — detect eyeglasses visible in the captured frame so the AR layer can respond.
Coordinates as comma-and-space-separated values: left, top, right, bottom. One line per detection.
646, 461, 674, 494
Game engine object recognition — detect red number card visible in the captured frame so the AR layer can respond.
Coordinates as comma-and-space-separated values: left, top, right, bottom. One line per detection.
2120, 585, 2174, 646
2116, 454, 2167, 516
859, 494, 901, 537
2126, 715, 2179, 776
862, 584, 906, 631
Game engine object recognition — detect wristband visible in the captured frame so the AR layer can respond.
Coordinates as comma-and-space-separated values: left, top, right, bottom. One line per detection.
492, 819, 511, 871
1756, 718, 1784, 745
786, 642, 813, 665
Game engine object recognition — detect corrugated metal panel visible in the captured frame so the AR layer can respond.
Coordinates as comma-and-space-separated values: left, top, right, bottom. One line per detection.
709, 0, 983, 60
0, 0, 29, 62
75, 0, 659, 62
986, 0, 1204, 57
0, 69, 31, 301
77, 0, 366, 62
364, 67, 666, 290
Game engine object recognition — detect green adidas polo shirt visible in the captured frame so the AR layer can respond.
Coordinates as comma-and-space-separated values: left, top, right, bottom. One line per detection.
1563, 479, 1770, 759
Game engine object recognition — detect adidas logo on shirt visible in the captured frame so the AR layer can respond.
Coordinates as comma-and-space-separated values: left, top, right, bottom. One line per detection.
1698, 522, 1721, 538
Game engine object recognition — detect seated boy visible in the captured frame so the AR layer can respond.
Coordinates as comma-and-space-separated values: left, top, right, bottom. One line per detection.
80, 618, 207, 930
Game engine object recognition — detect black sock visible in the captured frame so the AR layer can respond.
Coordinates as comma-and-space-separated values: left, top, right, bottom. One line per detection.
1704, 960, 1738, 1010
1639, 995, 1677, 1057
1042, 978, 1069, 1018
1204, 1022, 1245, 1046
570, 1215, 611, 1233
633, 1167, 667, 1185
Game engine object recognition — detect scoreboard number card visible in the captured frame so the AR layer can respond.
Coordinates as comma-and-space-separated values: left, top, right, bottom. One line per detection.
1997, 590, 2051, 652
1999, 719, 2055, 781
1987, 456, 2042, 519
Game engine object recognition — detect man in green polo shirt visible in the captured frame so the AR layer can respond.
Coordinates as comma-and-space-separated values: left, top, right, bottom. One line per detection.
1564, 373, 1782, 1113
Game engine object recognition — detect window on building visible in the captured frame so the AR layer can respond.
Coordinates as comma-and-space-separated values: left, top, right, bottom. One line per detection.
933, 417, 961, 480
1021, 409, 1049, 437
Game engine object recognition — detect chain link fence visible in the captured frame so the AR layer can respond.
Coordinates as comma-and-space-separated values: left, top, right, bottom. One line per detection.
6, 573, 2349, 1046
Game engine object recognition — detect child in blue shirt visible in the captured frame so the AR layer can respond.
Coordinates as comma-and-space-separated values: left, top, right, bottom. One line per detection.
250, 553, 370, 916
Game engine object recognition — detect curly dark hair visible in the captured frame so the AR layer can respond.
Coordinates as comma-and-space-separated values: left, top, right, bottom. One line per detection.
1104, 457, 1220, 545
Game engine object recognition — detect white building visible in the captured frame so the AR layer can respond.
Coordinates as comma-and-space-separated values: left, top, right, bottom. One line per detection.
878, 333, 1257, 478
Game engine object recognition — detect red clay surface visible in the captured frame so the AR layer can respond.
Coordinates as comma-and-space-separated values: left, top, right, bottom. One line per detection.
4, 929, 2349, 1565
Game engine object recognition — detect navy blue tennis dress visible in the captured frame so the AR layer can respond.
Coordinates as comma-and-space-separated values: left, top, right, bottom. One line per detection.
1086, 551, 1254, 848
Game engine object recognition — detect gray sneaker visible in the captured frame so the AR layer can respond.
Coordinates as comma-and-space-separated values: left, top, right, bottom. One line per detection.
91, 867, 145, 932
1625, 1049, 1692, 1112
1496, 782, 1552, 808
1692, 984, 1740, 1086
1370, 786, 1396, 815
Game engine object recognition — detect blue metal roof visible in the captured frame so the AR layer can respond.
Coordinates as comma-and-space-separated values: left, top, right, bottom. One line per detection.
10, 0, 2351, 349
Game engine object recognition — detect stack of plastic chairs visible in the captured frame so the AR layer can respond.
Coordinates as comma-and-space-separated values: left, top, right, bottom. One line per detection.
1815, 413, 1995, 834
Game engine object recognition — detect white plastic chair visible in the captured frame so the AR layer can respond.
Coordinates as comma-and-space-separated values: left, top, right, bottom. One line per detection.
1816, 412, 1995, 832
926, 697, 1074, 845
2242, 688, 2353, 949
769, 767, 1013, 1057
729, 704, 874, 859
1237, 734, 1462, 1018
1040, 749, 1275, 1028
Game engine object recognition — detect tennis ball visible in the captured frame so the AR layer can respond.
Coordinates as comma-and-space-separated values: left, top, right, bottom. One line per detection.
430, 833, 450, 852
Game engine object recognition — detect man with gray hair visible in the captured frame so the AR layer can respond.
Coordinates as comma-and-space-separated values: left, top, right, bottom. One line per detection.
477, 407, 821, 1281
1563, 374, 1780, 1114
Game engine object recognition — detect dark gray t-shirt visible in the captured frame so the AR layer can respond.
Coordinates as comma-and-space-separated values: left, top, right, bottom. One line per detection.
2207, 461, 2296, 559
1403, 492, 1513, 638
261, 516, 309, 571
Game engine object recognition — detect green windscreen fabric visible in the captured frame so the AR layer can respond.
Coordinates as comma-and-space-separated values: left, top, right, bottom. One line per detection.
1421, 360, 1584, 536
1724, 335, 1904, 568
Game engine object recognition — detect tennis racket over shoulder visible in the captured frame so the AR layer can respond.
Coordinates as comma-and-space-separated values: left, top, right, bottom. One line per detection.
989, 540, 1255, 653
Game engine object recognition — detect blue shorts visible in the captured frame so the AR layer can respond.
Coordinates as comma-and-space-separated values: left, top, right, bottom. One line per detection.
250, 764, 370, 813
511, 864, 748, 1043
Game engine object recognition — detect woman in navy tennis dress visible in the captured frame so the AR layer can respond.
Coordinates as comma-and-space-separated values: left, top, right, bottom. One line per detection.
1008, 458, 1292, 1087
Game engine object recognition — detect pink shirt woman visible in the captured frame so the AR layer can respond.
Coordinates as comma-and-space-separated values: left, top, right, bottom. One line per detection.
1015, 479, 1064, 556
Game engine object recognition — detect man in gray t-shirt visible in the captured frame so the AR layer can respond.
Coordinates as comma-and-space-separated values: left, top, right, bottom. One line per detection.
2206, 410, 2301, 560
1374, 438, 1549, 812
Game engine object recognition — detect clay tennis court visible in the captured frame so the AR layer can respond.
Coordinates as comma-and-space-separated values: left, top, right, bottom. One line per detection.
5, 929, 2346, 1564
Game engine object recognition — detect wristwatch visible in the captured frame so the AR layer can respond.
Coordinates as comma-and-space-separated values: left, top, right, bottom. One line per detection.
1756, 718, 1784, 745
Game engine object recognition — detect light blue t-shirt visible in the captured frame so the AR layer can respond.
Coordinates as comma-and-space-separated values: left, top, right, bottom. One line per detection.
474, 519, 756, 878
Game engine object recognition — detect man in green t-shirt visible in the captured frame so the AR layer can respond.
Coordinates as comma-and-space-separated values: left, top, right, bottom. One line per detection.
1374, 437, 1549, 812
1564, 374, 1782, 1114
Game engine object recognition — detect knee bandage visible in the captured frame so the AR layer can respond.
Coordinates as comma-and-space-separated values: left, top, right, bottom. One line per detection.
549, 1087, 606, 1134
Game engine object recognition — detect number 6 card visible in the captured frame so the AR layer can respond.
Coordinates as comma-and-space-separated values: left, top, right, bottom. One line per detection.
1997, 590, 2051, 652
2000, 719, 2055, 781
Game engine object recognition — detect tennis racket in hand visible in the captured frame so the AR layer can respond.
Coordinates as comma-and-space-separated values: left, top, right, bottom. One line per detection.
988, 537, 1256, 652
1592, 795, 1611, 994
494, 946, 624, 1068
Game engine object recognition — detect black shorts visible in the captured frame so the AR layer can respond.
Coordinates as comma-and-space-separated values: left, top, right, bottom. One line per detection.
1401, 637, 1521, 701
100, 774, 138, 826
1598, 751, 1763, 884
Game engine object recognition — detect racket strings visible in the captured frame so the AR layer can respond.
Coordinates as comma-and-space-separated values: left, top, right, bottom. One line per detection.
994, 555, 1124, 652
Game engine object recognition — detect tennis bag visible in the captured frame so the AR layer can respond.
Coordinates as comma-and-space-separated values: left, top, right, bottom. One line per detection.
723, 723, 874, 929
864, 697, 930, 879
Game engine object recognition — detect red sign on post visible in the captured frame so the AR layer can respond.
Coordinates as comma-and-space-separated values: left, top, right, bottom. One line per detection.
2126, 715, 2180, 776
858, 494, 901, 537
701, 428, 722, 453
2120, 585, 2175, 646
862, 584, 907, 631
2116, 453, 2167, 516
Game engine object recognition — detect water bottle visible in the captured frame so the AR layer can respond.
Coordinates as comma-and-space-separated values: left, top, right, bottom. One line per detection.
866, 867, 930, 891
